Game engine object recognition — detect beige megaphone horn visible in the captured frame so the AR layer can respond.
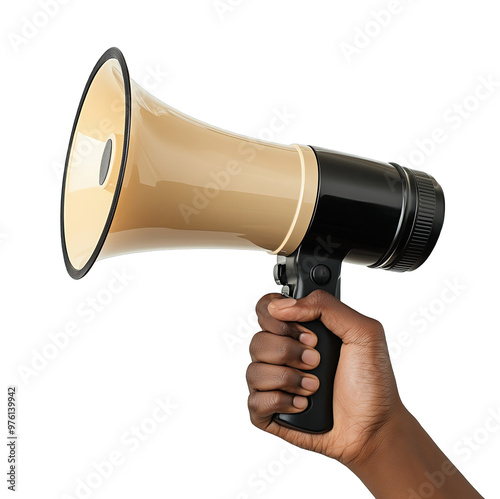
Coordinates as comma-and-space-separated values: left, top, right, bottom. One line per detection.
61, 47, 445, 434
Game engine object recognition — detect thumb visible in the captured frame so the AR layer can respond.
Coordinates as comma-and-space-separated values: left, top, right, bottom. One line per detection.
268, 290, 384, 345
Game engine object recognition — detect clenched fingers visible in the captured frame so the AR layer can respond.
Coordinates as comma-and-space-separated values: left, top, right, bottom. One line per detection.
246, 362, 320, 395
249, 332, 320, 370
255, 293, 318, 346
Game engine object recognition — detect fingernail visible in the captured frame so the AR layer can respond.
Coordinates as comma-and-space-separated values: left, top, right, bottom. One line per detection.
301, 377, 319, 391
293, 396, 308, 409
302, 349, 320, 366
299, 332, 315, 346
270, 298, 297, 310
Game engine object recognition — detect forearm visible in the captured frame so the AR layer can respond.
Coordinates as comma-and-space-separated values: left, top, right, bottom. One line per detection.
348, 407, 483, 499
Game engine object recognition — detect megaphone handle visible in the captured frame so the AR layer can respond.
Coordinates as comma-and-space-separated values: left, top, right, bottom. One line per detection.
272, 246, 343, 434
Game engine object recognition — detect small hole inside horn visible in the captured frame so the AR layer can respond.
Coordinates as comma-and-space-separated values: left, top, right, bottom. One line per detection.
99, 139, 113, 186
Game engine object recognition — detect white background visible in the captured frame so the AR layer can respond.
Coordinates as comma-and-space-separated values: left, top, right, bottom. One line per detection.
1, 1, 499, 498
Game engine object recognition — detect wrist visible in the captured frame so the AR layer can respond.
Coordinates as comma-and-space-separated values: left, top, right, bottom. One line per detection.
348, 405, 430, 498
345, 401, 414, 477
346, 405, 483, 499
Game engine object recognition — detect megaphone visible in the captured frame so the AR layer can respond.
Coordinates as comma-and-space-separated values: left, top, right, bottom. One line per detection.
61, 47, 445, 434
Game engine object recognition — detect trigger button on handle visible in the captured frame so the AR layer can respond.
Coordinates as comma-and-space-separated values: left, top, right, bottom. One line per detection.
311, 264, 331, 286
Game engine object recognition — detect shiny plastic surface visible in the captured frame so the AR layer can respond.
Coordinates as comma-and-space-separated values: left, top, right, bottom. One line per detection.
61, 48, 319, 279
100, 81, 318, 262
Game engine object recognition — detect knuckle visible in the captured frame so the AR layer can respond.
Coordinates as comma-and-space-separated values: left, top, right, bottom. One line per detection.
245, 363, 257, 386
278, 321, 295, 337
276, 368, 295, 389
267, 391, 284, 410
308, 289, 330, 304
247, 394, 256, 412
255, 295, 269, 317
247, 393, 260, 413
306, 289, 334, 313
278, 340, 292, 362
248, 332, 265, 357
352, 318, 385, 345
275, 367, 291, 388
255, 293, 280, 317
365, 318, 385, 338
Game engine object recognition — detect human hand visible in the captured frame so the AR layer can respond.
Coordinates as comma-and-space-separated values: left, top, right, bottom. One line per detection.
246, 290, 404, 467
246, 290, 484, 497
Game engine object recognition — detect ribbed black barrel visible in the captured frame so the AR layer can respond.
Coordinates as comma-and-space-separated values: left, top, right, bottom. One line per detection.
385, 168, 445, 272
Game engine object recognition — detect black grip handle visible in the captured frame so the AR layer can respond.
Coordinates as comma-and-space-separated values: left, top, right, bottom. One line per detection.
272, 246, 344, 433
273, 319, 342, 433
